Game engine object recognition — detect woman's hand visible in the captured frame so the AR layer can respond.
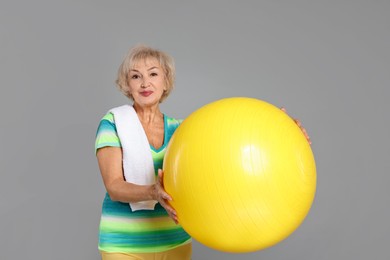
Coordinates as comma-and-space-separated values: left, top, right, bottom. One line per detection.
281, 107, 312, 145
152, 169, 178, 224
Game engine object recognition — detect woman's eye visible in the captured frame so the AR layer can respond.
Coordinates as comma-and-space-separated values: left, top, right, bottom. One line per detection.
150, 72, 158, 77
131, 74, 140, 79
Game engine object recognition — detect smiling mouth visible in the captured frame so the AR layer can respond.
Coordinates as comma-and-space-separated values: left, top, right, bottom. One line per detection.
140, 91, 153, 97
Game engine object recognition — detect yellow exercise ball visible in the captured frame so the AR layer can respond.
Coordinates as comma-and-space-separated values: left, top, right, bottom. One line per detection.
163, 97, 316, 253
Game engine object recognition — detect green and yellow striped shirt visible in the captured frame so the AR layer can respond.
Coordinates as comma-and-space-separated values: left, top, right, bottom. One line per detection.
95, 112, 191, 253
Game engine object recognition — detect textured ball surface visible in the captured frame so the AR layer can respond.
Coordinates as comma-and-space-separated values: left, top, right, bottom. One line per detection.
163, 97, 316, 253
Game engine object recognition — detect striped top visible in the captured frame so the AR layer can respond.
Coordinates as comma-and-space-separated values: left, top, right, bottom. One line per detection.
95, 112, 191, 253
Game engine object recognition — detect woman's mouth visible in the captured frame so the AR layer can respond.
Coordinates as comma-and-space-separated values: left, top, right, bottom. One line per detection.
140, 91, 153, 97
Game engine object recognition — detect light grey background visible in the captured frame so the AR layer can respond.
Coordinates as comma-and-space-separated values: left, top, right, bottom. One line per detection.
1, 1, 389, 259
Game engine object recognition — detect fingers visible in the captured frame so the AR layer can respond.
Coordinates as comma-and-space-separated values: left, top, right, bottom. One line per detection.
159, 199, 178, 224
156, 169, 171, 200
295, 119, 311, 144
160, 190, 172, 201
159, 196, 178, 224
281, 107, 312, 145
155, 169, 178, 224
158, 169, 164, 182
301, 127, 312, 145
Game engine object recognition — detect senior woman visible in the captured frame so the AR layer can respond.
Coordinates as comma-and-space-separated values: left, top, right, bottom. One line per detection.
95, 45, 191, 259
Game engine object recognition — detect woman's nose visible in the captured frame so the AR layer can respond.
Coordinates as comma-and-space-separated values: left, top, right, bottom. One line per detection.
141, 78, 150, 88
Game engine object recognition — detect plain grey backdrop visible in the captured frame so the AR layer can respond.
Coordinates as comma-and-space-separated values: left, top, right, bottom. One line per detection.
1, 1, 389, 259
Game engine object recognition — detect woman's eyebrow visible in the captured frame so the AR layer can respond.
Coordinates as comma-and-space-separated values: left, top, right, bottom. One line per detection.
130, 66, 159, 73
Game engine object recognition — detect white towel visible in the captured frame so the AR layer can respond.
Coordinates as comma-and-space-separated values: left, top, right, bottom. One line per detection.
110, 105, 157, 211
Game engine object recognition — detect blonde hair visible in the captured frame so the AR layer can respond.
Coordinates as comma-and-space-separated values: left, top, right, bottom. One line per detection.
115, 45, 175, 103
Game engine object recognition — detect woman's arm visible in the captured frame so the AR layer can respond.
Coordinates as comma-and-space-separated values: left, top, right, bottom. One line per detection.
96, 146, 178, 222
97, 146, 154, 202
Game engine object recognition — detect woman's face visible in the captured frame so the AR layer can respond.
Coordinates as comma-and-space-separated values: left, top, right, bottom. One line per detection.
128, 58, 167, 107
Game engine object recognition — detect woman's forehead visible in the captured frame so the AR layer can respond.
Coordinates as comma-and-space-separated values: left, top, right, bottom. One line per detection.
131, 57, 161, 69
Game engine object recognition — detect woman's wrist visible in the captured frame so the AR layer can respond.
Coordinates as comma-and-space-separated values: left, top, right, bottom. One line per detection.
148, 184, 158, 201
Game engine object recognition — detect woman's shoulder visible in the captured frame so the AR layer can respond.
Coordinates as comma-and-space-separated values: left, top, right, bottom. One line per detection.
97, 112, 117, 131
101, 112, 115, 123
100, 104, 132, 125
166, 116, 183, 124
165, 115, 183, 125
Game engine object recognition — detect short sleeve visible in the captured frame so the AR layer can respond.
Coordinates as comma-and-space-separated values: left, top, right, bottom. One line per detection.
165, 116, 183, 142
95, 112, 121, 154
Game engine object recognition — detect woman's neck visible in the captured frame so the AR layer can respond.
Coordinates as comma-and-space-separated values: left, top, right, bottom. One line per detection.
133, 103, 163, 124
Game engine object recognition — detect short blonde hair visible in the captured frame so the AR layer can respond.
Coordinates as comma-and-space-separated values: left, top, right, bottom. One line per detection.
116, 45, 175, 103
